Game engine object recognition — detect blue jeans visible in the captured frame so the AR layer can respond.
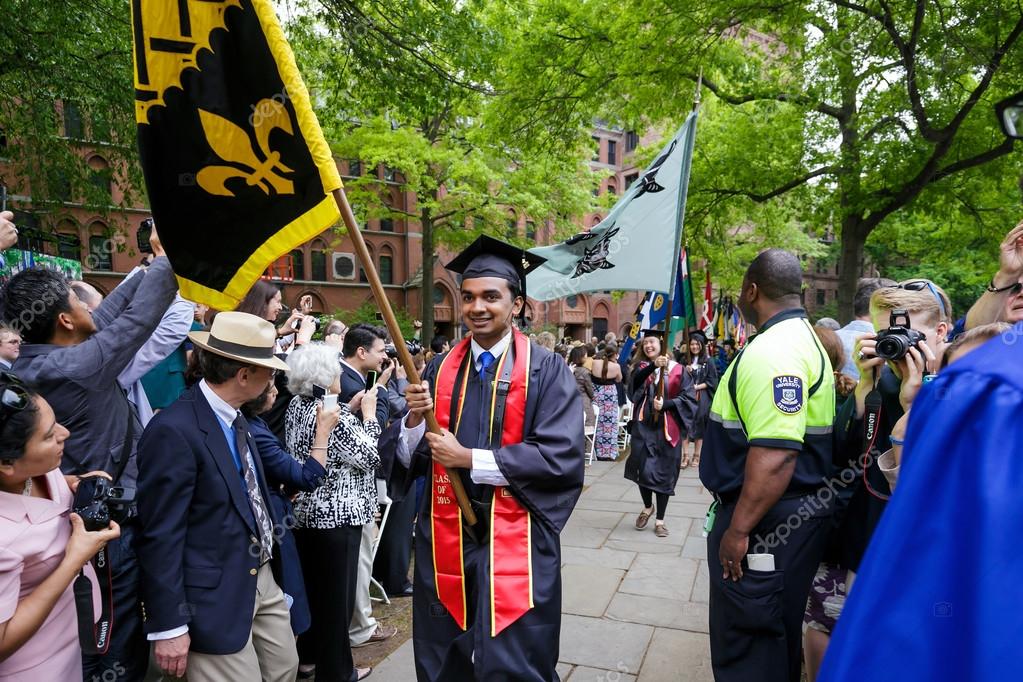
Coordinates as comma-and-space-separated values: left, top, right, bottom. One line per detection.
82, 523, 149, 682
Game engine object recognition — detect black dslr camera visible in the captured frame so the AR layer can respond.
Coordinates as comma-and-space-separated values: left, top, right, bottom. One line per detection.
384, 339, 423, 359
72, 477, 136, 531
136, 218, 154, 255
874, 309, 926, 361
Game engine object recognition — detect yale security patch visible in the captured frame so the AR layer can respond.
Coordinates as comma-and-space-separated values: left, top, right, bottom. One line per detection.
773, 375, 803, 414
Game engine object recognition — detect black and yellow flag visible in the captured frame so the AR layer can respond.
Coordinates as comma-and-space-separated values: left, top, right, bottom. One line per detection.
131, 0, 342, 309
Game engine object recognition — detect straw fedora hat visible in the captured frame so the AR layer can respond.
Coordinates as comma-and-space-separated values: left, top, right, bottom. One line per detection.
188, 311, 290, 372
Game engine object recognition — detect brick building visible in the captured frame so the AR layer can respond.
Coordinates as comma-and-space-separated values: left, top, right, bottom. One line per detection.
0, 103, 658, 344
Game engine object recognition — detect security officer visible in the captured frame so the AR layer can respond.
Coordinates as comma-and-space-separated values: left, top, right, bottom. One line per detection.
699, 249, 836, 682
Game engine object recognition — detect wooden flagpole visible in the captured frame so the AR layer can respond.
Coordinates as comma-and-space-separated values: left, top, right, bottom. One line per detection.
332, 188, 477, 526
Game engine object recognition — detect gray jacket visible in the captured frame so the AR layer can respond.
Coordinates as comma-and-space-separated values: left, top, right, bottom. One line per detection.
13, 257, 178, 487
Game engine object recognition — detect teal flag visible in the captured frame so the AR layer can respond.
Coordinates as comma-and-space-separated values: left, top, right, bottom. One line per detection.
527, 111, 698, 300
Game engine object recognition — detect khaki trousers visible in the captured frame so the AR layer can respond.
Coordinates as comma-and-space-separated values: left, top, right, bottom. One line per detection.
349, 520, 379, 645
185, 563, 299, 681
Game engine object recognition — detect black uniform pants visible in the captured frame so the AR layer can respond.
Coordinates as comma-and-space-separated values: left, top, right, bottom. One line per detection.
707, 495, 830, 682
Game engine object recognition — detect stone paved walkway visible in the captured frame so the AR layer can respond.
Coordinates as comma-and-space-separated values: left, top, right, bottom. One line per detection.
371, 459, 714, 681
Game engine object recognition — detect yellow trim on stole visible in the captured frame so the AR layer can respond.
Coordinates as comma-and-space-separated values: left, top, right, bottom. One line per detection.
430, 348, 470, 630
486, 336, 535, 636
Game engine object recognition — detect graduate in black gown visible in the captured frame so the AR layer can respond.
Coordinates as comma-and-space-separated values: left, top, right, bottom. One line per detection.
379, 235, 584, 681
624, 329, 696, 537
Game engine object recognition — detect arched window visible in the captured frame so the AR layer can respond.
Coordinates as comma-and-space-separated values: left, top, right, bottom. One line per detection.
310, 240, 327, 281
290, 249, 305, 280
607, 180, 617, 196
379, 246, 394, 285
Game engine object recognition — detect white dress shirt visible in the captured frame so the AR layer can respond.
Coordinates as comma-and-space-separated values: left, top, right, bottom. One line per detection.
148, 380, 240, 642
399, 331, 512, 486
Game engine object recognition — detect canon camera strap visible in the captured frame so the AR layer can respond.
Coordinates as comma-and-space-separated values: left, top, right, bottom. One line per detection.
862, 369, 891, 501
74, 389, 136, 654
74, 545, 114, 654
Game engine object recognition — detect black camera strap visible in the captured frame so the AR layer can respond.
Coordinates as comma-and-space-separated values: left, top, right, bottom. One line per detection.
74, 390, 136, 653
862, 368, 891, 501
73, 546, 114, 654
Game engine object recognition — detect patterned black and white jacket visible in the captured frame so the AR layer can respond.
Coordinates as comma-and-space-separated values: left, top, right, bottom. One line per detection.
285, 396, 381, 528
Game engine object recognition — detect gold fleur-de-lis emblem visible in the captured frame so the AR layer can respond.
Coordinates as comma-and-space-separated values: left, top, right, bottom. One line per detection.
196, 98, 295, 197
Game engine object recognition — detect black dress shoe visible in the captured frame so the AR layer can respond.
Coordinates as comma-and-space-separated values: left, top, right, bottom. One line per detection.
387, 585, 414, 598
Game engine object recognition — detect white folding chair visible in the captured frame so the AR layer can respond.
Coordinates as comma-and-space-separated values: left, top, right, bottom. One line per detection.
369, 478, 392, 604
584, 403, 599, 465
617, 401, 633, 452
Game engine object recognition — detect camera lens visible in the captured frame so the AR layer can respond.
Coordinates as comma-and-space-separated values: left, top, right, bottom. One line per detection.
875, 335, 908, 361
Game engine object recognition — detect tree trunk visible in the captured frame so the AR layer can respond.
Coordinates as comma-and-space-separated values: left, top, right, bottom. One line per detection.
834, 7, 863, 325
836, 216, 865, 322
420, 206, 434, 349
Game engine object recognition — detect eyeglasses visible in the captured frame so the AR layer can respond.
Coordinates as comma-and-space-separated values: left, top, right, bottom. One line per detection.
895, 280, 948, 320
0, 372, 30, 429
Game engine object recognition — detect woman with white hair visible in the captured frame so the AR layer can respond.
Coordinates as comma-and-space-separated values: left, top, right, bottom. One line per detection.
284, 344, 378, 682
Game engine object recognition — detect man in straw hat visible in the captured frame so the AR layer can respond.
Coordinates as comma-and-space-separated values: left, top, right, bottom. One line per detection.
135, 311, 298, 681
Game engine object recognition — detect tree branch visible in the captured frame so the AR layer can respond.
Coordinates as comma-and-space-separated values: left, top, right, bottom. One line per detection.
702, 165, 838, 203
866, 138, 1017, 231
862, 115, 913, 141
827, 0, 939, 141
931, 138, 1016, 184
936, 14, 1023, 139
686, 73, 847, 121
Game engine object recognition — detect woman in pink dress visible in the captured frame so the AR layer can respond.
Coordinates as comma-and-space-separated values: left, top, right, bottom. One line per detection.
0, 378, 119, 680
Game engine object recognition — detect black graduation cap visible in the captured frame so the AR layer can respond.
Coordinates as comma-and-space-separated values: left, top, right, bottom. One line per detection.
640, 328, 666, 339
689, 329, 708, 343
445, 234, 547, 302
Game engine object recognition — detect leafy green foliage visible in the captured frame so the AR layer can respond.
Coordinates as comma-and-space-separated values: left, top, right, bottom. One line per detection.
285, 0, 597, 341
493, 0, 1023, 318
0, 1, 139, 211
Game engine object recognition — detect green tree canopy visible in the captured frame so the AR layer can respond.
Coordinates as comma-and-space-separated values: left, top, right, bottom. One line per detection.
0, 1, 138, 211
492, 0, 1023, 319
286, 0, 597, 342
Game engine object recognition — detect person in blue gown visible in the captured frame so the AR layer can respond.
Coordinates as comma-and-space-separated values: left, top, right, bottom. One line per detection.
819, 328, 1023, 681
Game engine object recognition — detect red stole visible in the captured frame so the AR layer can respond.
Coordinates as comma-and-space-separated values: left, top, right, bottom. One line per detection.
431, 329, 533, 636
637, 361, 683, 447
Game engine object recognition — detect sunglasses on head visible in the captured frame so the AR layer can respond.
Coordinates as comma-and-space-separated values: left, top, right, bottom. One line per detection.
894, 280, 948, 320
0, 372, 30, 430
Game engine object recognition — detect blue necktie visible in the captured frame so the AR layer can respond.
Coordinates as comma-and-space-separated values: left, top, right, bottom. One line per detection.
478, 350, 495, 380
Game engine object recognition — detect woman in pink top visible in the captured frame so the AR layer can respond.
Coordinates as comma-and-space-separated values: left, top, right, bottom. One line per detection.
0, 378, 119, 680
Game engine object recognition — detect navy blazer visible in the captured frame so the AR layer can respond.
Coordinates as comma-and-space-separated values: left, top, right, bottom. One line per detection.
136, 385, 284, 655
340, 361, 390, 426
249, 415, 326, 494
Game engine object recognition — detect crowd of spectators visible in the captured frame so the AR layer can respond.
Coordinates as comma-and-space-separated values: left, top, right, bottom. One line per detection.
0, 196, 1021, 680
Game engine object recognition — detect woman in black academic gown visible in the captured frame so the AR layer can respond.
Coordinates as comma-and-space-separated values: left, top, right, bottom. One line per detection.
680, 330, 718, 469
624, 330, 696, 537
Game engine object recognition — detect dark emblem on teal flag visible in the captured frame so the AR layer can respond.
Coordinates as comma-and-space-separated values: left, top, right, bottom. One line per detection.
633, 139, 677, 198
568, 225, 620, 278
